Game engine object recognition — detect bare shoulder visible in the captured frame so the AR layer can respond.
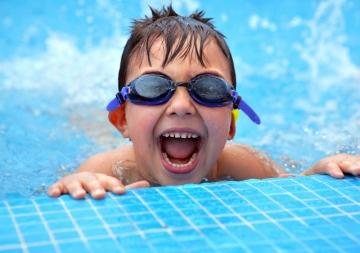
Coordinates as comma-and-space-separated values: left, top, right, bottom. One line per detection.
76, 145, 135, 176
217, 143, 282, 180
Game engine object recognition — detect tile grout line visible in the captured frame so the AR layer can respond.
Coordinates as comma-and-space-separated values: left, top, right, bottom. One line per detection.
270, 177, 348, 252
85, 196, 125, 253
3, 200, 29, 253
58, 197, 91, 251
156, 187, 219, 251
31, 198, 61, 253
108, 193, 156, 252
230, 181, 313, 253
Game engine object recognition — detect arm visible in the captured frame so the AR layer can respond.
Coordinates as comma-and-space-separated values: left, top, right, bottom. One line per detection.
217, 143, 284, 180
48, 145, 150, 199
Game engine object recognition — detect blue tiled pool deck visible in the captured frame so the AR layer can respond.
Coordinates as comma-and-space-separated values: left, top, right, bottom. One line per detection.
0, 175, 359, 253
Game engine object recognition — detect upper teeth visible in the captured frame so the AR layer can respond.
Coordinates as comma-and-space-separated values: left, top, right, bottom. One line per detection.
162, 132, 199, 139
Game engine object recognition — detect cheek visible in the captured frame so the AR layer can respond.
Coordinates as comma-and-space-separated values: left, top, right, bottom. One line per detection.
125, 105, 161, 141
203, 108, 232, 138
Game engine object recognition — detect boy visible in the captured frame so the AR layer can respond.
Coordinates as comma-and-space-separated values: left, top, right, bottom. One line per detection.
48, 6, 360, 199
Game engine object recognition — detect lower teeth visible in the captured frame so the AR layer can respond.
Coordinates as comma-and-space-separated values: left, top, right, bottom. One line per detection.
162, 152, 197, 168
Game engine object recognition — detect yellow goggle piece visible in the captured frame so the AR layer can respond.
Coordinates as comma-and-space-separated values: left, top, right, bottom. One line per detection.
232, 109, 240, 121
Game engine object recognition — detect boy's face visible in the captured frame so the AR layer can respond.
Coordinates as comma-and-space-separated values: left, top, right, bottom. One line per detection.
113, 38, 236, 185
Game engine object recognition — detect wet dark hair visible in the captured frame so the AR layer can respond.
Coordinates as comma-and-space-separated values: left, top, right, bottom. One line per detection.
118, 5, 236, 90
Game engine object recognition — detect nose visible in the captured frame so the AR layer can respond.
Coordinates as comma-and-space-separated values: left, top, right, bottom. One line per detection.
165, 87, 196, 117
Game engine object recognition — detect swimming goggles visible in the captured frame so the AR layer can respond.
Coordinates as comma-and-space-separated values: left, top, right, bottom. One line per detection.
107, 73, 261, 124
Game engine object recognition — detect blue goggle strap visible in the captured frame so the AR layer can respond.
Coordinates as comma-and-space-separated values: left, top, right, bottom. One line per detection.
232, 91, 261, 125
106, 87, 129, 112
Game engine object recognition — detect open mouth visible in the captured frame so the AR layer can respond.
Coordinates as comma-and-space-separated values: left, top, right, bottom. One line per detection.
159, 131, 201, 174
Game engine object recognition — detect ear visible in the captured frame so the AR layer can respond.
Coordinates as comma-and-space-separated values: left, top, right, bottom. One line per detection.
227, 111, 236, 140
108, 105, 130, 138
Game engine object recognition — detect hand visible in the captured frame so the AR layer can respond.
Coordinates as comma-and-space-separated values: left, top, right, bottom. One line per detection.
301, 154, 360, 178
47, 172, 150, 199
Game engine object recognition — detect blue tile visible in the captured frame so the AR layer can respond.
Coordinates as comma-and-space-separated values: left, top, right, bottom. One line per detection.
160, 216, 190, 228
200, 227, 237, 247
136, 221, 164, 231
88, 238, 120, 253
304, 199, 329, 208
339, 204, 360, 213
279, 221, 317, 238
47, 219, 74, 231
180, 208, 207, 217
0, 235, 20, 245
176, 238, 212, 249
129, 213, 156, 223
110, 223, 137, 235
60, 198, 90, 209
82, 226, 109, 238
28, 244, 56, 253
301, 238, 334, 251
76, 218, 102, 228
53, 230, 80, 241
216, 215, 242, 225
171, 228, 202, 240
226, 224, 265, 243
97, 207, 125, 216
0, 248, 23, 253
19, 223, 47, 235
315, 206, 340, 215
190, 216, 217, 227
290, 208, 318, 217
245, 242, 277, 252
15, 214, 42, 224
0, 207, 9, 216
253, 223, 290, 241
121, 204, 149, 213
274, 240, 308, 252
154, 209, 181, 218
251, 201, 281, 212
102, 214, 130, 224
68, 208, 97, 219
232, 204, 257, 213
23, 232, 50, 243
58, 241, 89, 253
221, 197, 248, 206
205, 205, 232, 215
330, 236, 358, 247
42, 211, 69, 221
144, 231, 173, 243
172, 200, 199, 210
38, 203, 64, 212
7, 197, 33, 207
243, 213, 268, 222
267, 211, 293, 219
117, 234, 149, 248
11, 206, 37, 215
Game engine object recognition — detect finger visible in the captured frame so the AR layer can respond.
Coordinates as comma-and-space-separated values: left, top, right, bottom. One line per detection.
78, 173, 106, 199
340, 160, 360, 176
95, 174, 125, 194
278, 173, 296, 178
47, 182, 66, 197
326, 162, 344, 179
125, 180, 151, 189
65, 181, 87, 199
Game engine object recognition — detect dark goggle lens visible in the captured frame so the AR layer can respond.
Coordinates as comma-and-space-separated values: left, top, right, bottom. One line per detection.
191, 76, 233, 104
130, 75, 172, 102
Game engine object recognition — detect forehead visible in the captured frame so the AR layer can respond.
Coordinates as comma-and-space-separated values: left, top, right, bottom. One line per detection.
127, 36, 232, 82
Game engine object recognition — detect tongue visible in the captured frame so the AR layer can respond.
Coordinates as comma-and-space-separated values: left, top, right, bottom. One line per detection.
162, 138, 197, 159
